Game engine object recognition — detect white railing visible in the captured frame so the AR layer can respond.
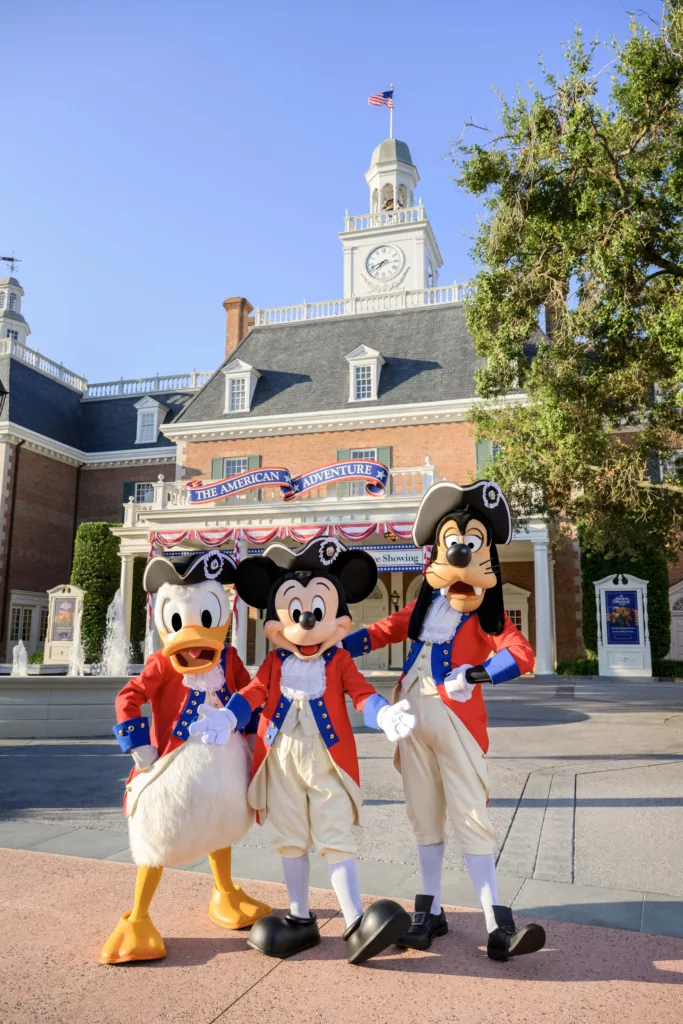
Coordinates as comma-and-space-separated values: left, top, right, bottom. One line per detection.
254, 282, 471, 326
85, 371, 214, 399
343, 204, 427, 232
0, 339, 88, 391
122, 461, 440, 522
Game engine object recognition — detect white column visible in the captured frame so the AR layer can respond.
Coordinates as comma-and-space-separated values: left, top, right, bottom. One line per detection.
389, 571, 404, 669
120, 552, 134, 642
236, 537, 248, 664
533, 539, 554, 675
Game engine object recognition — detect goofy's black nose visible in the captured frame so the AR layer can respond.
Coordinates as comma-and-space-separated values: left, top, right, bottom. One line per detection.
446, 544, 472, 568
299, 611, 316, 630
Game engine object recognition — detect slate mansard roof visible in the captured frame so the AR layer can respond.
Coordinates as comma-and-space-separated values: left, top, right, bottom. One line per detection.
176, 304, 485, 425
1, 355, 195, 453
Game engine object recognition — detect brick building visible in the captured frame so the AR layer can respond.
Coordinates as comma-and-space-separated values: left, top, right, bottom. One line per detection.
3, 136, 677, 667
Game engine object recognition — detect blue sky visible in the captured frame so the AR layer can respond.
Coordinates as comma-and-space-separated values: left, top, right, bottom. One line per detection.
5, 0, 640, 382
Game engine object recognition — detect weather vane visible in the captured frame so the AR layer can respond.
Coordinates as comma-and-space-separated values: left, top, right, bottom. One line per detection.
0, 254, 21, 275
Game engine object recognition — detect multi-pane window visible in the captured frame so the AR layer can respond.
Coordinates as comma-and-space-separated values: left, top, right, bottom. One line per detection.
8, 293, 16, 311
506, 609, 523, 631
6, 329, 18, 341
134, 481, 155, 503
138, 411, 157, 443
353, 364, 373, 401
10, 606, 32, 643
0, 292, 5, 308
224, 457, 248, 477
349, 448, 377, 496
39, 608, 49, 643
228, 377, 247, 412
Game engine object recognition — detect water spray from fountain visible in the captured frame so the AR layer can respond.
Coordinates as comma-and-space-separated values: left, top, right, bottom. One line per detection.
67, 607, 85, 677
97, 589, 132, 677
11, 640, 28, 677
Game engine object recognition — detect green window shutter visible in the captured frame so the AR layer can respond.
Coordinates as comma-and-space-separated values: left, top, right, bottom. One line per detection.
376, 445, 392, 469
122, 481, 135, 521
645, 451, 661, 483
210, 457, 224, 480
475, 440, 493, 477
247, 454, 262, 503
337, 448, 350, 498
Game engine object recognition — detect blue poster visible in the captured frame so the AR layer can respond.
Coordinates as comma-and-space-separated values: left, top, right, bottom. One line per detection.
605, 590, 640, 645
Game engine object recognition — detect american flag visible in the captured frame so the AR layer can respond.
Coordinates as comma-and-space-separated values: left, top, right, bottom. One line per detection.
368, 89, 393, 108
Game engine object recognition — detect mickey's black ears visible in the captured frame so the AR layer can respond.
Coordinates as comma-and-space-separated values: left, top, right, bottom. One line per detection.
234, 556, 282, 610
332, 549, 378, 604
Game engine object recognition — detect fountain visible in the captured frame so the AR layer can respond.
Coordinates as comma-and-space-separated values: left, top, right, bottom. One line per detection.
96, 589, 132, 677
11, 640, 28, 677
67, 607, 85, 677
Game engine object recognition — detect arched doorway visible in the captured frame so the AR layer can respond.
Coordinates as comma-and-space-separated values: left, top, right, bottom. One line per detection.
405, 574, 423, 608
351, 578, 389, 670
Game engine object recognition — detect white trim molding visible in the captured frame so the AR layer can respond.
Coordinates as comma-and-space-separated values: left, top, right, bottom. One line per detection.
0, 421, 176, 469
346, 344, 385, 402
162, 392, 528, 443
223, 358, 261, 414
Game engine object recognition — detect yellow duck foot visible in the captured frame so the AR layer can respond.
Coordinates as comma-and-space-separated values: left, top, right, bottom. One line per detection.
208, 885, 272, 931
99, 911, 167, 965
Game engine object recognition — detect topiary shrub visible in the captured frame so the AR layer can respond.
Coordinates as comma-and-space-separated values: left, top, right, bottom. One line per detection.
71, 522, 121, 663
130, 556, 147, 663
580, 532, 671, 662
653, 659, 683, 679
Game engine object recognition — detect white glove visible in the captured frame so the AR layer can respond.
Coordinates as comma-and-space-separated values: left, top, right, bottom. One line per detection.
377, 699, 416, 742
444, 664, 475, 702
188, 704, 237, 745
131, 744, 158, 769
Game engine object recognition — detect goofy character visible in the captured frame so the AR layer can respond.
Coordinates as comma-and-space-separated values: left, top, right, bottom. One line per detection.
344, 481, 546, 962
100, 550, 270, 965
222, 537, 416, 965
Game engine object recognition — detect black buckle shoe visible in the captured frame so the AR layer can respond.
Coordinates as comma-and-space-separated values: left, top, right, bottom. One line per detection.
247, 912, 320, 959
487, 905, 546, 962
397, 894, 448, 951
344, 899, 411, 966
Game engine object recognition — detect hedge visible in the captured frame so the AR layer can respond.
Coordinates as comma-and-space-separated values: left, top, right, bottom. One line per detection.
556, 658, 683, 678
70, 523, 121, 663
580, 534, 671, 662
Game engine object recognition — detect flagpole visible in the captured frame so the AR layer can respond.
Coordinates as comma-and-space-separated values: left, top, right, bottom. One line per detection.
389, 82, 394, 139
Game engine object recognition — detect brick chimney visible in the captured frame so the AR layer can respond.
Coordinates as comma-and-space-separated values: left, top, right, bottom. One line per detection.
222, 296, 254, 360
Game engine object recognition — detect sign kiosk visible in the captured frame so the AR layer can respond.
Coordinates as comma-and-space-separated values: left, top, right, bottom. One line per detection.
44, 584, 84, 666
594, 573, 652, 678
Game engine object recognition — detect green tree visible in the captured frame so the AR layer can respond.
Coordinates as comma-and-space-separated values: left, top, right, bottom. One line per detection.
455, 4, 683, 558
70, 522, 120, 663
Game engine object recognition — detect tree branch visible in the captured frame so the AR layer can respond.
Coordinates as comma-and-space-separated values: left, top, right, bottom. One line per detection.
643, 242, 683, 277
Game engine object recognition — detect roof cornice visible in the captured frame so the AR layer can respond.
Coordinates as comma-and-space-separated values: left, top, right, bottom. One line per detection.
0, 421, 176, 468
161, 393, 527, 443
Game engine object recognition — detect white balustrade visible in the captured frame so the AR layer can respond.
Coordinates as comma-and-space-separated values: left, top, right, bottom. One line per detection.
343, 205, 427, 232
253, 283, 470, 326
85, 370, 213, 398
0, 339, 88, 391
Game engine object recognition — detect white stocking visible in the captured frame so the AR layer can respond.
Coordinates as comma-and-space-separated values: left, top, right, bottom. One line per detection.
328, 858, 363, 927
417, 842, 445, 915
464, 852, 499, 932
281, 854, 310, 919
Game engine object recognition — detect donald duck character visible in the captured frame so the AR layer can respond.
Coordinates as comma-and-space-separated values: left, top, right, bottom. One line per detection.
224, 537, 416, 965
343, 480, 547, 962
100, 550, 270, 965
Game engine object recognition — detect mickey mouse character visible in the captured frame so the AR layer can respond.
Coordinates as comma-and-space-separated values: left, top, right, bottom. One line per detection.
225, 537, 415, 965
100, 550, 270, 965
344, 481, 547, 961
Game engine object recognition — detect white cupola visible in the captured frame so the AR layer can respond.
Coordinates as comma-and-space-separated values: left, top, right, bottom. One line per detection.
0, 277, 30, 346
338, 139, 443, 298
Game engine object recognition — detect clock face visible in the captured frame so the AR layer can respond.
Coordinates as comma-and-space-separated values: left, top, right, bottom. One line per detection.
366, 244, 404, 281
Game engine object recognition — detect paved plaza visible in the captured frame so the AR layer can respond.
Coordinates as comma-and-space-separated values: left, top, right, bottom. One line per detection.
2, 677, 683, 1022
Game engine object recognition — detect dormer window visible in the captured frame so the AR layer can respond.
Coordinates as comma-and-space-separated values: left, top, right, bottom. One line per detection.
8, 293, 16, 311
345, 344, 385, 402
134, 395, 169, 445
223, 358, 261, 415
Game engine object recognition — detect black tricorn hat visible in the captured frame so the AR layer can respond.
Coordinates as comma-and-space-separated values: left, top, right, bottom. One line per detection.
143, 550, 237, 594
235, 536, 378, 610
413, 480, 512, 547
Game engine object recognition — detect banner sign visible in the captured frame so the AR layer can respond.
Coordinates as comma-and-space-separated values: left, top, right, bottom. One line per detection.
363, 544, 425, 571
605, 590, 640, 645
186, 460, 389, 505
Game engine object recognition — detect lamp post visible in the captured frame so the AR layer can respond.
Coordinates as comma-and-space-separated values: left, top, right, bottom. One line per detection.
391, 589, 400, 613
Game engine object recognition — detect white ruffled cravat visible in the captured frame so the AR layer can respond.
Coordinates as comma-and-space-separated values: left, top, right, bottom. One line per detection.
419, 592, 463, 644
279, 654, 327, 736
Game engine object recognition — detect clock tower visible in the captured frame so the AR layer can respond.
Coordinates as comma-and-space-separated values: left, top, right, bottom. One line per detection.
339, 138, 443, 298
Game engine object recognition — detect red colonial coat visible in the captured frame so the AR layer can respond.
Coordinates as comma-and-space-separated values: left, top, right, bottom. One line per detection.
113, 646, 250, 805
232, 646, 379, 791
350, 602, 534, 753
